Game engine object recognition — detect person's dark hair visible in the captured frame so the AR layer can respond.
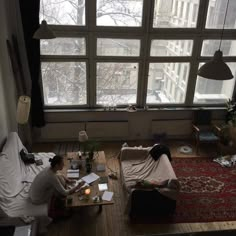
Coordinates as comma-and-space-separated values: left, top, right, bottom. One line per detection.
49, 155, 63, 168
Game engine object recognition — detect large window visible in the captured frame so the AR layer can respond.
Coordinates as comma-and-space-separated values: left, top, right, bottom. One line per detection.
96, 0, 143, 27
153, 0, 200, 28
42, 0, 86, 25
41, 38, 86, 55
147, 63, 190, 104
40, 0, 236, 108
194, 63, 236, 104
96, 63, 139, 105
41, 62, 87, 105
150, 40, 193, 57
97, 38, 140, 56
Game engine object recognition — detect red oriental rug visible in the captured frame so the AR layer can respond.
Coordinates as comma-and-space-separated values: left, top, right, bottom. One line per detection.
170, 158, 236, 223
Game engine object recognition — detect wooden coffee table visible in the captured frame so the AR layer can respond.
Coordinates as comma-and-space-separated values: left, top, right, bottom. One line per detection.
62, 151, 114, 211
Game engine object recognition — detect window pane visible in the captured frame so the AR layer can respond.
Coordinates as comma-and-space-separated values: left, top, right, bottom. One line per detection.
193, 63, 236, 104
153, 0, 199, 28
150, 40, 193, 56
206, 0, 236, 29
97, 38, 140, 56
40, 38, 86, 55
201, 40, 236, 56
96, 63, 138, 105
41, 0, 85, 25
41, 62, 86, 105
96, 0, 143, 26
146, 63, 189, 104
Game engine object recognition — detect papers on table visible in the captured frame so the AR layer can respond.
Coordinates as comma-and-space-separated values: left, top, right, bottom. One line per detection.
102, 191, 113, 201
82, 172, 100, 184
98, 183, 108, 191
67, 169, 79, 178
75, 182, 89, 192
69, 179, 89, 192
14, 225, 31, 236
75, 179, 89, 188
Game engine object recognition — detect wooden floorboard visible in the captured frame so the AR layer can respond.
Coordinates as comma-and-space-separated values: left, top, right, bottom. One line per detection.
32, 140, 236, 236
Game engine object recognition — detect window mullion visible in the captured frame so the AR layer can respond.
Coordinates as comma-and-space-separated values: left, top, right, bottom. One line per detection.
87, 33, 96, 108
87, 0, 96, 108
185, 36, 202, 107
137, 0, 153, 108
197, 0, 210, 31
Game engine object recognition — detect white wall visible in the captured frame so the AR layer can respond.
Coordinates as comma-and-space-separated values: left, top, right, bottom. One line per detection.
0, 0, 23, 148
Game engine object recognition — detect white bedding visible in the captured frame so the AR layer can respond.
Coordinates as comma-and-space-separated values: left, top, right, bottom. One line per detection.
0, 133, 28, 198
0, 184, 48, 218
0, 133, 55, 218
0, 133, 56, 234
120, 147, 180, 200
0, 152, 54, 218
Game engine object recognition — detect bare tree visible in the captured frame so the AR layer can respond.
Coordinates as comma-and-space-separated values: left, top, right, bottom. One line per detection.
41, 0, 141, 105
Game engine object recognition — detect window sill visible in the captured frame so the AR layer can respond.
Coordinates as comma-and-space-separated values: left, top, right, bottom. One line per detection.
44, 107, 226, 113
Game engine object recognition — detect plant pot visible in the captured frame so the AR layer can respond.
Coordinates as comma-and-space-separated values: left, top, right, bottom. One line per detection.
88, 151, 94, 160
86, 158, 92, 173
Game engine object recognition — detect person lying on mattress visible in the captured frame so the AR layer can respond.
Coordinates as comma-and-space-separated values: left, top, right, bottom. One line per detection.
135, 179, 180, 200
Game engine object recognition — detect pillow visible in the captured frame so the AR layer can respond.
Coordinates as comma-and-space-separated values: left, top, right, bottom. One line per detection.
149, 144, 171, 161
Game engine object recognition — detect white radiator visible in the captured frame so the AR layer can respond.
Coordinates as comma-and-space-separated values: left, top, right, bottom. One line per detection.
40, 121, 129, 141
86, 121, 129, 139
40, 122, 86, 141
151, 120, 192, 136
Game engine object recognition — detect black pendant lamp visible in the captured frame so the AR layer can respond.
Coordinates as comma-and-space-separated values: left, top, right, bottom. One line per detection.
33, 0, 56, 39
33, 20, 56, 39
197, 0, 233, 80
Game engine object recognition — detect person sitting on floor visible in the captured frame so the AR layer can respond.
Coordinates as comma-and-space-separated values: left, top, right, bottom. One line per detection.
29, 155, 84, 218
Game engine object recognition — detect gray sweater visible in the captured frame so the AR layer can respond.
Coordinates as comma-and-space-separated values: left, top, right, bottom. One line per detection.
29, 167, 69, 204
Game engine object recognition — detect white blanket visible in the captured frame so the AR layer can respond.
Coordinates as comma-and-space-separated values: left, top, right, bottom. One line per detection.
0, 133, 55, 234
0, 152, 54, 216
120, 147, 180, 200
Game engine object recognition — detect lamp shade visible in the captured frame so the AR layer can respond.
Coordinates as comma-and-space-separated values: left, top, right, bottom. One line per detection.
33, 20, 56, 39
197, 50, 233, 80
16, 96, 31, 124
78, 131, 88, 142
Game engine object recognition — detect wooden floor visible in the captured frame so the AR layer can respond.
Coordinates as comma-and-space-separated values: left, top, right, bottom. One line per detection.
33, 140, 236, 236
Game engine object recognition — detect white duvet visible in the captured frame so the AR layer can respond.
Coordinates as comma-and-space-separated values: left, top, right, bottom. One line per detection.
0, 132, 55, 218
120, 147, 180, 200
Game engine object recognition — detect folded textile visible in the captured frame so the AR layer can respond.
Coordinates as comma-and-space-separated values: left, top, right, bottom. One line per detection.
149, 144, 171, 161
213, 155, 236, 167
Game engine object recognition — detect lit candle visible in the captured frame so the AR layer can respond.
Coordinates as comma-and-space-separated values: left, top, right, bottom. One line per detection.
85, 188, 91, 195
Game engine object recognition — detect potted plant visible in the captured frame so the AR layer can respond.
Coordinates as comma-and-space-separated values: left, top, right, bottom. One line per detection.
86, 140, 100, 160
226, 99, 236, 125
219, 99, 236, 146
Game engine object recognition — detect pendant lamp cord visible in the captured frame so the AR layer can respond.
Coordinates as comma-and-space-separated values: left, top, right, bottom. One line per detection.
219, 0, 230, 50
41, 0, 45, 19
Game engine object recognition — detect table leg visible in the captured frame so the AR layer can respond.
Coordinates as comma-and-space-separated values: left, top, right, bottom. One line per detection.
98, 205, 103, 212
